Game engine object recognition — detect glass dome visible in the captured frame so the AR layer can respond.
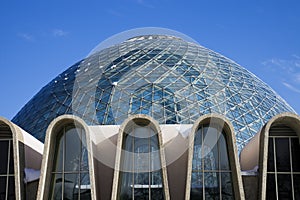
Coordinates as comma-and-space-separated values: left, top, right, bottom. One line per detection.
12, 34, 295, 151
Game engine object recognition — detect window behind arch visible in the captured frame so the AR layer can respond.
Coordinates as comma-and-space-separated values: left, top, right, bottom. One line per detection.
49, 125, 91, 199
190, 125, 234, 199
118, 120, 165, 200
266, 124, 300, 199
0, 124, 15, 199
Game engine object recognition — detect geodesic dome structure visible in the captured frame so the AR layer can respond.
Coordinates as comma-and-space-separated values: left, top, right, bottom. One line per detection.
12, 35, 294, 150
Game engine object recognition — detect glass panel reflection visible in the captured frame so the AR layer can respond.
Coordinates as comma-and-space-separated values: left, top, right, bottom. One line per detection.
221, 172, 234, 199
190, 125, 234, 200
118, 122, 164, 200
219, 135, 230, 170
65, 128, 81, 172
49, 125, 91, 199
204, 172, 219, 199
53, 135, 63, 172
51, 173, 62, 200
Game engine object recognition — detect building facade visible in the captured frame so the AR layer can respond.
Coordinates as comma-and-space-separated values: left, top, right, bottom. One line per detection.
0, 34, 299, 199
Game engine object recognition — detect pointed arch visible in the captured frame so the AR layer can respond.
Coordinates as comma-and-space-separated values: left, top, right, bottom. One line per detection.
259, 112, 300, 199
185, 114, 244, 200
112, 114, 170, 200
37, 115, 96, 199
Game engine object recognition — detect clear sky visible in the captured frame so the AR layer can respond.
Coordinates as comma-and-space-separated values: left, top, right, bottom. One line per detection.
0, 0, 300, 119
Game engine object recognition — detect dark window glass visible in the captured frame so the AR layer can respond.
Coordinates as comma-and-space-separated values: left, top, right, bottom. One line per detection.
190, 187, 203, 200
0, 138, 15, 199
267, 126, 300, 200
275, 138, 290, 172
291, 138, 300, 172
0, 177, 6, 199
267, 138, 274, 172
51, 173, 62, 199
53, 135, 63, 172
7, 176, 15, 199
8, 141, 14, 174
0, 141, 8, 174
293, 174, 300, 199
277, 174, 292, 199
266, 174, 276, 200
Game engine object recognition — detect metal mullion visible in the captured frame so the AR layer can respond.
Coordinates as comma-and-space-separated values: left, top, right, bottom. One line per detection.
62, 126, 66, 200
132, 127, 135, 200
63, 171, 89, 174
270, 136, 298, 139
78, 128, 83, 200
218, 130, 222, 200
5, 140, 11, 200
273, 138, 278, 200
0, 138, 13, 141
0, 174, 14, 177
289, 137, 295, 200
148, 127, 151, 200
202, 170, 231, 173
201, 126, 205, 200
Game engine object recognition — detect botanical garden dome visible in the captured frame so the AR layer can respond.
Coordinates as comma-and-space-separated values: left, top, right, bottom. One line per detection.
12, 34, 295, 151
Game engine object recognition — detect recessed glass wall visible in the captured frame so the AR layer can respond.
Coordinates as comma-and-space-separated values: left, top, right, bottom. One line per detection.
190, 125, 234, 199
266, 125, 300, 199
0, 125, 15, 200
50, 125, 91, 199
118, 119, 164, 200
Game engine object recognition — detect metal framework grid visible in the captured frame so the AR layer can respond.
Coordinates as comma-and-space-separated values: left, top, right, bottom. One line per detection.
12, 35, 295, 151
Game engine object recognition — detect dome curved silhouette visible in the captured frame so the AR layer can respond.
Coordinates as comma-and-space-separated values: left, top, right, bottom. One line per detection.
12, 34, 294, 150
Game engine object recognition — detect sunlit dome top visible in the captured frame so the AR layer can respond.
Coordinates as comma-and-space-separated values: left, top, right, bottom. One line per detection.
12, 33, 295, 151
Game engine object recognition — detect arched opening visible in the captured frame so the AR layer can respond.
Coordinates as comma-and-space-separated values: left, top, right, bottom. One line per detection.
117, 118, 165, 200
190, 124, 234, 199
0, 122, 15, 199
49, 124, 91, 199
266, 124, 300, 199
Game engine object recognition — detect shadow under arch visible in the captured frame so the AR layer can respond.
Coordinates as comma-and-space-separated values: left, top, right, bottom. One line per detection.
111, 114, 170, 200
36, 114, 96, 200
185, 113, 245, 200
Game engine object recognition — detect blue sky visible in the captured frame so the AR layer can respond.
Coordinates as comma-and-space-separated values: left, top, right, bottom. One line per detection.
0, 0, 300, 119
